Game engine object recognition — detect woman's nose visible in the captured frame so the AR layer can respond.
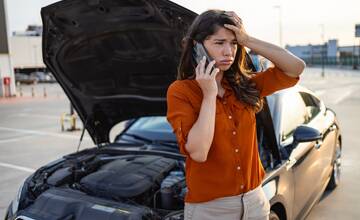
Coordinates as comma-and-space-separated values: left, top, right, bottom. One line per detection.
223, 44, 232, 56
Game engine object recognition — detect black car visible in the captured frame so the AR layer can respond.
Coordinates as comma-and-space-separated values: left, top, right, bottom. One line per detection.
5, 0, 341, 220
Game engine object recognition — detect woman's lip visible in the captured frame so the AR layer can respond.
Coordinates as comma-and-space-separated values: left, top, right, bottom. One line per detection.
218, 61, 233, 65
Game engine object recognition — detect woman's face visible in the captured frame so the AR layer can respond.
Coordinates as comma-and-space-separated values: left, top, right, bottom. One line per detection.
203, 26, 238, 72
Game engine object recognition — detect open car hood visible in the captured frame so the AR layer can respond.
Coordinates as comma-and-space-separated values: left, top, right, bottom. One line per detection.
41, 0, 197, 144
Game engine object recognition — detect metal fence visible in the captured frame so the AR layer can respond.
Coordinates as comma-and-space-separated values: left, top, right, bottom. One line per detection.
303, 56, 360, 67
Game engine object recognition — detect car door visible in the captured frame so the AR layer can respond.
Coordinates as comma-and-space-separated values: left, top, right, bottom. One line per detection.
278, 90, 324, 219
299, 92, 337, 191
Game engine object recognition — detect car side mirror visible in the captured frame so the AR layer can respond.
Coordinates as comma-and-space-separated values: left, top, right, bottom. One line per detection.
293, 125, 322, 143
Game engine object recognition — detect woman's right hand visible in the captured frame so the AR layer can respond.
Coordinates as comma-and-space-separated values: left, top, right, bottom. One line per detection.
195, 56, 220, 98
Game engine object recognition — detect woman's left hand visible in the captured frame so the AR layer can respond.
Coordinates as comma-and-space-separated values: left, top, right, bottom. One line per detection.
223, 11, 250, 46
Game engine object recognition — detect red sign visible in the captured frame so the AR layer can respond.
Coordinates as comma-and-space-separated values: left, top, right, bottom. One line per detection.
3, 77, 10, 85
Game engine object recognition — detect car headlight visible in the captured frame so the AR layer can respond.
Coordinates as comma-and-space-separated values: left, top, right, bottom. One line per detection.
11, 181, 25, 215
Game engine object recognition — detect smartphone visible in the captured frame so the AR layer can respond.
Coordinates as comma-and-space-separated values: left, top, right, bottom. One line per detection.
193, 42, 215, 73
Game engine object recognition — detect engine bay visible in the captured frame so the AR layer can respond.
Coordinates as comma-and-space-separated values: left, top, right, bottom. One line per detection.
18, 149, 187, 220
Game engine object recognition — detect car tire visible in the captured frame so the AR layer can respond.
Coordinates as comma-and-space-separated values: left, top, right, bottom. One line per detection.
327, 139, 341, 190
269, 210, 280, 220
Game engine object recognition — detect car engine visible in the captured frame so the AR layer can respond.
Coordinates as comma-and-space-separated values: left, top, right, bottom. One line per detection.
15, 152, 187, 220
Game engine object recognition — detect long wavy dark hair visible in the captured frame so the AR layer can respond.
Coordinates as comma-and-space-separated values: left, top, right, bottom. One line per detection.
177, 9, 263, 112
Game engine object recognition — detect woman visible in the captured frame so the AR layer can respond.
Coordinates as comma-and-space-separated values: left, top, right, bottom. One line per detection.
166, 10, 305, 220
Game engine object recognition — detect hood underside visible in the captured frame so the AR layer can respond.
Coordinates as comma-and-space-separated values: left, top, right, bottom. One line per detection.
41, 0, 197, 144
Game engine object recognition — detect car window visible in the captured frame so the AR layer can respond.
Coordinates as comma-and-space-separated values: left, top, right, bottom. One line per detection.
280, 90, 307, 141
113, 116, 179, 152
126, 116, 173, 133
114, 116, 177, 144
299, 92, 321, 122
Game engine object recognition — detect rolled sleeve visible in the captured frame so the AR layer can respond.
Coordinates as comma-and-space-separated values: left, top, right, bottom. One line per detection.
166, 81, 197, 157
251, 66, 300, 98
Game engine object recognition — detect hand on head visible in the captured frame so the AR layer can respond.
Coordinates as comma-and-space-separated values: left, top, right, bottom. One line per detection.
223, 11, 249, 45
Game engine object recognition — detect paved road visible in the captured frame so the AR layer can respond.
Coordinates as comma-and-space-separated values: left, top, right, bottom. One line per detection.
0, 67, 359, 219
0, 84, 94, 218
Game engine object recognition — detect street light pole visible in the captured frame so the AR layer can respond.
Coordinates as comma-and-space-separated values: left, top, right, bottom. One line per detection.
273, 5, 283, 48
33, 45, 38, 72
355, 24, 360, 69
320, 24, 325, 78
358, 38, 360, 67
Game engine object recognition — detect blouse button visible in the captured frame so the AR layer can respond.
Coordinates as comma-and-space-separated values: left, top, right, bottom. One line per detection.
235, 149, 239, 153
240, 185, 244, 189
232, 131, 236, 135
223, 101, 227, 105
237, 166, 241, 170
228, 115, 232, 119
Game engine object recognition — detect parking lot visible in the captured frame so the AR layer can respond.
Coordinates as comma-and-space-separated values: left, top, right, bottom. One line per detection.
1, 67, 360, 219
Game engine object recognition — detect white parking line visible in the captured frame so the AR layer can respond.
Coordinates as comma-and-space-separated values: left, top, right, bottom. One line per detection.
0, 126, 91, 140
14, 113, 60, 119
0, 135, 39, 144
314, 89, 326, 96
0, 162, 35, 173
333, 87, 355, 104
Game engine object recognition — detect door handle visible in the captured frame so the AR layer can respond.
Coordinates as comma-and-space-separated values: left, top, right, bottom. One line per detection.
286, 158, 297, 170
329, 125, 336, 131
315, 140, 323, 149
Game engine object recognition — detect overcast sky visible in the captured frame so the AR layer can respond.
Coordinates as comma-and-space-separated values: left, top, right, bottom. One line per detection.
4, 0, 360, 47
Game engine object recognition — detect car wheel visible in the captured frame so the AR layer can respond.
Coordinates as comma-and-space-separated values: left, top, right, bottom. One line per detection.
269, 210, 280, 220
327, 139, 341, 190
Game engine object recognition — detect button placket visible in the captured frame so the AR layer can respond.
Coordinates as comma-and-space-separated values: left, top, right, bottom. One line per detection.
233, 144, 243, 190
222, 94, 245, 192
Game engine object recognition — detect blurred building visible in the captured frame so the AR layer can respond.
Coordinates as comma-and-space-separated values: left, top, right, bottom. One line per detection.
1, 4, 45, 98
10, 25, 45, 74
0, 0, 46, 97
0, 0, 16, 97
12, 25, 43, 37
286, 39, 360, 67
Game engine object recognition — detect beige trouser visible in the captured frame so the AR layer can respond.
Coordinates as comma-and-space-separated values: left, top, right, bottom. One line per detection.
184, 186, 270, 220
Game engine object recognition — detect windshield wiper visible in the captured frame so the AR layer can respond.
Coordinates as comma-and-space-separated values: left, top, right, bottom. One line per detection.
121, 133, 178, 148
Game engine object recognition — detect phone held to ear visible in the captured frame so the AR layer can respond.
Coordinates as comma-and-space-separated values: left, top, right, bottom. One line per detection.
193, 42, 215, 73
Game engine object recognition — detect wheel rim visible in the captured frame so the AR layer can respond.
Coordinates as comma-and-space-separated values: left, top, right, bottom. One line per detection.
270, 211, 280, 220
333, 142, 341, 185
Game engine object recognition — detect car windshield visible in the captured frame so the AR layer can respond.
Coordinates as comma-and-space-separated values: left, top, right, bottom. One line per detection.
127, 116, 173, 133
114, 116, 179, 152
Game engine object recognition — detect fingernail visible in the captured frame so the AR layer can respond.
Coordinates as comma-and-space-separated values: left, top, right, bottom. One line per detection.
202, 56, 206, 60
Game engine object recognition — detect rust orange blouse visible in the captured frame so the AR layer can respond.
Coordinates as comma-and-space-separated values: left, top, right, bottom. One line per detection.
166, 66, 299, 203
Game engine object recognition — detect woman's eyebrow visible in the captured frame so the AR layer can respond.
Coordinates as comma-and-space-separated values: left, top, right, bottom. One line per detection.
213, 38, 237, 42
